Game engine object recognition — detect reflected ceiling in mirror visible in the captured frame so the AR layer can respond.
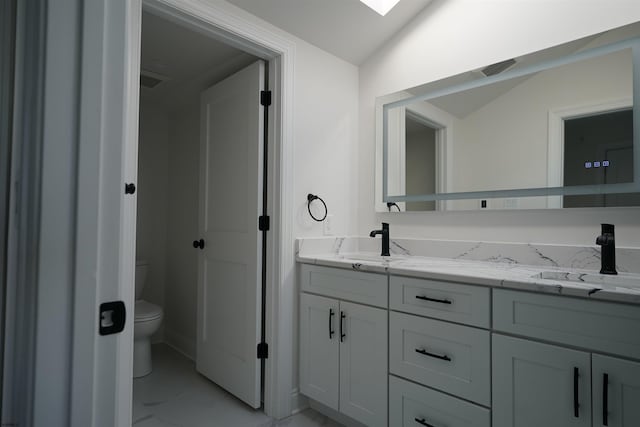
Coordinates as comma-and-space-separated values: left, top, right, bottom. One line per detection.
376, 24, 640, 212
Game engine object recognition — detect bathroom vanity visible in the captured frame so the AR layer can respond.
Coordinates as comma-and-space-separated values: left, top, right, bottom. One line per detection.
296, 238, 640, 427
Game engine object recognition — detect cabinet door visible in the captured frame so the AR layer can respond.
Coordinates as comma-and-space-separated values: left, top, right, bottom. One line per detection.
593, 354, 640, 427
339, 301, 388, 427
300, 293, 340, 410
492, 334, 591, 427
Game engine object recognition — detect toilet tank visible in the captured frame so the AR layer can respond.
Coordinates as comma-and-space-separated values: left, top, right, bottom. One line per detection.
135, 260, 148, 300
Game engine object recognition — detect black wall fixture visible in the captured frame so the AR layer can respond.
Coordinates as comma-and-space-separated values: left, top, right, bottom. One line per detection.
307, 193, 328, 222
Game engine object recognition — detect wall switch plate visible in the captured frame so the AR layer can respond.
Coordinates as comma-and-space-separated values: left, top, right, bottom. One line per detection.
323, 214, 334, 235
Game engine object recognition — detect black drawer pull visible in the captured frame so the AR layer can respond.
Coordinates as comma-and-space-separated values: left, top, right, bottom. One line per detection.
574, 367, 580, 418
416, 295, 452, 305
340, 311, 346, 342
329, 309, 335, 339
603, 373, 609, 426
414, 418, 435, 427
415, 348, 451, 362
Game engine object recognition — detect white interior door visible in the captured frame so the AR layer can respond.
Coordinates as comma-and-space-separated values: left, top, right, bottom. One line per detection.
196, 60, 265, 409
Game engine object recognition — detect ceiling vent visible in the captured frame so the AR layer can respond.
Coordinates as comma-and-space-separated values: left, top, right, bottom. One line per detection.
480, 58, 517, 77
140, 69, 169, 89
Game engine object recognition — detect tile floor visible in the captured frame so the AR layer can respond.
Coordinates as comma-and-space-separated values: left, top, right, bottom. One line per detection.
133, 344, 343, 427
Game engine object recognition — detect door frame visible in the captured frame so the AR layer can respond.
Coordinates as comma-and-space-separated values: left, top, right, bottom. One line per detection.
546, 97, 632, 208
124, 0, 296, 419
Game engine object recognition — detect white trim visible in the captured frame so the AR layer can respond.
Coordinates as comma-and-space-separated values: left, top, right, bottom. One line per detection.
124, 0, 296, 419
163, 334, 196, 361
547, 97, 632, 208
2, 1, 43, 424
376, 93, 454, 212
375, 93, 404, 212
289, 387, 308, 415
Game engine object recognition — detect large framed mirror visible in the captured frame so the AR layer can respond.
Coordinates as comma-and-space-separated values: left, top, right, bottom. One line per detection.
376, 24, 640, 212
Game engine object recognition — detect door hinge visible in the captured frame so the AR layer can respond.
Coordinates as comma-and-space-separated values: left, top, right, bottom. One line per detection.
260, 90, 272, 107
259, 215, 270, 231
257, 342, 268, 359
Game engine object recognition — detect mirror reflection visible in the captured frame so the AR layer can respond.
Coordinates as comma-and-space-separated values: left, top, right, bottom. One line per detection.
380, 27, 640, 212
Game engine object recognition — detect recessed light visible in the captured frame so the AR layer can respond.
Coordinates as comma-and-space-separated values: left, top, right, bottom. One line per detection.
360, 0, 401, 16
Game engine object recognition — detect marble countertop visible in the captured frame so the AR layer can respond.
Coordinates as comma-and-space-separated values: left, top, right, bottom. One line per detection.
297, 251, 640, 305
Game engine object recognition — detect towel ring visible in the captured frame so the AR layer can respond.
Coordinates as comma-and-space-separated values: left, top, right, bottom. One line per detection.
307, 194, 328, 222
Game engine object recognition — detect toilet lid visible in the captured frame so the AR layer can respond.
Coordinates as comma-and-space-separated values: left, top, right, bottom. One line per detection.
135, 300, 162, 321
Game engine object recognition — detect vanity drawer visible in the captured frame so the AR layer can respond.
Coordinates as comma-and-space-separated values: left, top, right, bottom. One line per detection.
389, 376, 490, 427
299, 264, 388, 308
494, 289, 640, 359
389, 311, 491, 406
390, 275, 490, 328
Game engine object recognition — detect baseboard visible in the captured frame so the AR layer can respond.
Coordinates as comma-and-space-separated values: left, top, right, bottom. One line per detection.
164, 328, 195, 360
290, 388, 308, 415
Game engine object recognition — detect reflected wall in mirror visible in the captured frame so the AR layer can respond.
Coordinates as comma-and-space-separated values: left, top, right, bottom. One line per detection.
376, 24, 640, 212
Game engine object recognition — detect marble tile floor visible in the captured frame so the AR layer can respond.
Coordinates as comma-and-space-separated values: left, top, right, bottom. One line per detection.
133, 344, 343, 427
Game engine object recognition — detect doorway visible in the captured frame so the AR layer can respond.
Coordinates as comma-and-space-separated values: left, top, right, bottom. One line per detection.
404, 112, 437, 211
134, 10, 270, 424
562, 108, 640, 207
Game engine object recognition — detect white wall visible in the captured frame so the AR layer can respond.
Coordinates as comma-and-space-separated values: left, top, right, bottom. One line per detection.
359, 0, 640, 246
164, 101, 199, 358
292, 40, 360, 237
452, 49, 630, 193
137, 100, 169, 341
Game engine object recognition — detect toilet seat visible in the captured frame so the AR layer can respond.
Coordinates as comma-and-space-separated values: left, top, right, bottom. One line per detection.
135, 300, 162, 322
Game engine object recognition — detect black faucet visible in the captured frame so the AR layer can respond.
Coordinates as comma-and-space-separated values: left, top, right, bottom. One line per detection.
596, 223, 617, 275
369, 223, 390, 256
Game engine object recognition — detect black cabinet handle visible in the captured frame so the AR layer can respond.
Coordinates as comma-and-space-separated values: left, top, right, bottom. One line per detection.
415, 348, 451, 362
193, 239, 205, 249
416, 295, 452, 305
340, 311, 346, 342
603, 373, 609, 426
329, 309, 335, 339
414, 418, 435, 427
574, 367, 580, 418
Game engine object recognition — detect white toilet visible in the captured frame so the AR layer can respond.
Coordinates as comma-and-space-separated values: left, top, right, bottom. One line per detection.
134, 260, 164, 378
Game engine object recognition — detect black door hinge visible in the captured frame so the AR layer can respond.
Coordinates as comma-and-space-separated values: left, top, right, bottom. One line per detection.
259, 215, 270, 231
124, 183, 136, 194
257, 342, 268, 359
260, 90, 272, 107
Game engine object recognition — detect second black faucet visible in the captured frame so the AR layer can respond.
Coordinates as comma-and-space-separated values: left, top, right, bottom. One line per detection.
370, 223, 390, 256
596, 223, 617, 275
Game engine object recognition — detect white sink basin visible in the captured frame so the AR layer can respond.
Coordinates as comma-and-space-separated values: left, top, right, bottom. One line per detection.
534, 271, 640, 288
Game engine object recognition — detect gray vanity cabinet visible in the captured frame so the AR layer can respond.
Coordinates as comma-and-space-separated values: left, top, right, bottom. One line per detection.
299, 265, 388, 427
492, 289, 640, 427
389, 275, 491, 427
492, 334, 592, 427
298, 263, 640, 427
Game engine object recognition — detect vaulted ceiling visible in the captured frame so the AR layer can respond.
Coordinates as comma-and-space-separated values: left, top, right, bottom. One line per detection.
226, 0, 435, 64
